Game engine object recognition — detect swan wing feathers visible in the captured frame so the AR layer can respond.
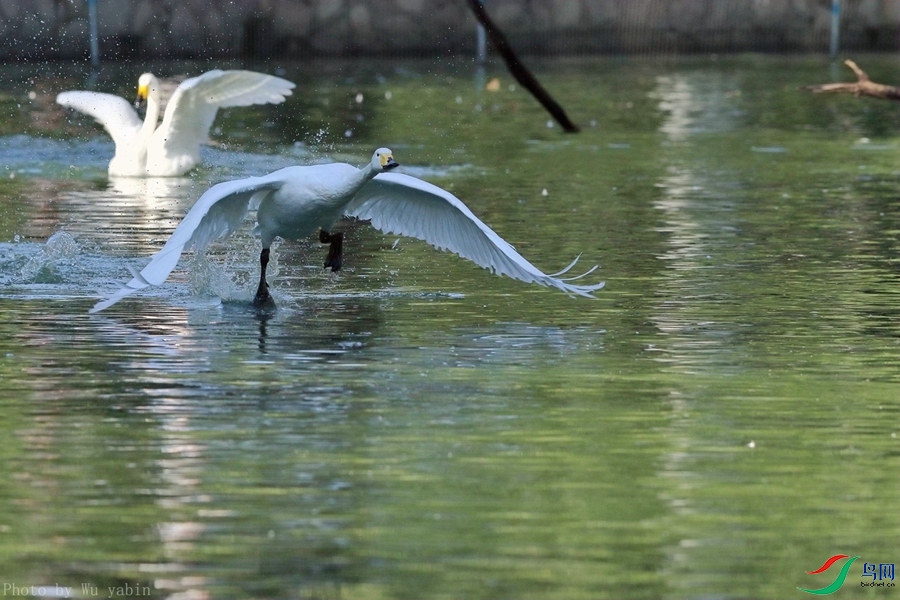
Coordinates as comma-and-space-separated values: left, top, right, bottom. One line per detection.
346, 173, 604, 297
181, 70, 295, 108
159, 70, 295, 153
56, 91, 142, 149
89, 174, 286, 313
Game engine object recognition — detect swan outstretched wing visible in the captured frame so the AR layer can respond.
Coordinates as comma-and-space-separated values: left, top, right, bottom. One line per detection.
346, 172, 604, 297
157, 70, 295, 157
90, 174, 286, 313
56, 91, 142, 149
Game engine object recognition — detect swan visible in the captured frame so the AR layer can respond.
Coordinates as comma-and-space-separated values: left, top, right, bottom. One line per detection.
57, 70, 295, 177
89, 148, 604, 313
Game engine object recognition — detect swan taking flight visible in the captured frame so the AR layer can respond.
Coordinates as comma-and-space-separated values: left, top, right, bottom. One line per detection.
57, 70, 295, 177
89, 148, 604, 313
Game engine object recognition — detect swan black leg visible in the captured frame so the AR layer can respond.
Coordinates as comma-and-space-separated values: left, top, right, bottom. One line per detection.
253, 248, 275, 309
319, 230, 343, 272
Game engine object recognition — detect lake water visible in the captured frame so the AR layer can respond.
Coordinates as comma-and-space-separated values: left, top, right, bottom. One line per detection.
0, 54, 898, 599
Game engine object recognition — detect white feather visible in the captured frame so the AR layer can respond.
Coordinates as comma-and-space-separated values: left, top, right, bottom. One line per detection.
58, 69, 294, 177
56, 91, 142, 151
90, 149, 604, 312
346, 173, 605, 297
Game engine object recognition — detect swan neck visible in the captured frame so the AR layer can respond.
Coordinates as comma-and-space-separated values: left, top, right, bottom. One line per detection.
349, 163, 380, 191
138, 87, 161, 140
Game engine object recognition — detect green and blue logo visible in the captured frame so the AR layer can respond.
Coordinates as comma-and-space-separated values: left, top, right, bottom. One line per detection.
799, 554, 896, 594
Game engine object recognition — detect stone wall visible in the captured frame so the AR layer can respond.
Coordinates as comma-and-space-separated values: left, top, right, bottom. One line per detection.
1, 0, 898, 60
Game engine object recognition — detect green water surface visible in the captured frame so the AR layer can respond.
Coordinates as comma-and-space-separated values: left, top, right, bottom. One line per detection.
0, 54, 898, 599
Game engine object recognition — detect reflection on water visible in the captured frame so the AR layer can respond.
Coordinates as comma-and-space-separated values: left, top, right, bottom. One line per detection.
0, 55, 898, 599
651, 71, 746, 374
107, 176, 197, 204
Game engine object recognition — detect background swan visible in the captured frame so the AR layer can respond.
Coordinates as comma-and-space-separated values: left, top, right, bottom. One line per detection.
89, 148, 604, 313
57, 70, 295, 177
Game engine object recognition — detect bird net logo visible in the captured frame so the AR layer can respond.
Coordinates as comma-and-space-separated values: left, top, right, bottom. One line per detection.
798, 554, 896, 594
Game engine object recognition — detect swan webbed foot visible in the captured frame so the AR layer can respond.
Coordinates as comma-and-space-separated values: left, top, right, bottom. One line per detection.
319, 230, 343, 272
252, 280, 275, 310
253, 247, 276, 309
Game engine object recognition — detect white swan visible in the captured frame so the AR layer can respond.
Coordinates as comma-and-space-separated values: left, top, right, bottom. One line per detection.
89, 148, 604, 313
57, 70, 295, 177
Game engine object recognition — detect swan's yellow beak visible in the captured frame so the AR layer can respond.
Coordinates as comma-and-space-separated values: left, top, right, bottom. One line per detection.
380, 153, 399, 171
134, 84, 149, 109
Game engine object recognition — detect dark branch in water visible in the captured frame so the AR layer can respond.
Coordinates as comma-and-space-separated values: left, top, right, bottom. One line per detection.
803, 59, 900, 102
465, 0, 580, 132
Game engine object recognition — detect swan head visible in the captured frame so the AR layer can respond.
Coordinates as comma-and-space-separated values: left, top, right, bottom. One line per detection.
134, 73, 158, 109
372, 148, 399, 172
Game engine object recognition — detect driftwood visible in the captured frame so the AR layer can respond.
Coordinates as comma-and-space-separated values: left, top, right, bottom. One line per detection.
804, 59, 900, 102
465, 0, 580, 132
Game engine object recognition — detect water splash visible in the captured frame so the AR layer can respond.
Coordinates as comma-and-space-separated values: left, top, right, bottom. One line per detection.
187, 253, 252, 303
18, 231, 80, 283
